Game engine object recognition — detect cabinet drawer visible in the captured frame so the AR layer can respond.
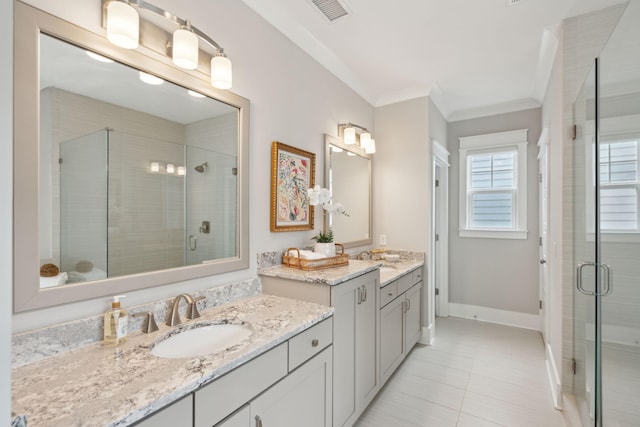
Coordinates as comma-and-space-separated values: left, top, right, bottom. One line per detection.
194, 343, 288, 427
397, 272, 414, 295
288, 317, 333, 371
412, 267, 423, 285
379, 281, 398, 308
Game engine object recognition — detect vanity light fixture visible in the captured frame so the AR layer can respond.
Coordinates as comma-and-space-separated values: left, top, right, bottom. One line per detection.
86, 50, 114, 63
343, 125, 356, 145
139, 71, 164, 85
103, 0, 233, 89
338, 123, 375, 154
172, 23, 199, 70
365, 139, 376, 154
187, 89, 206, 98
106, 1, 139, 49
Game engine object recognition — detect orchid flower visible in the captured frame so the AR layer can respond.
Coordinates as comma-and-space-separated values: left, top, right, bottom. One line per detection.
307, 185, 349, 216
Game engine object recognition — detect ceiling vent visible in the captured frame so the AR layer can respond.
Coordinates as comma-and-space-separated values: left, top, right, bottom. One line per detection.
312, 0, 349, 22
506, 0, 524, 5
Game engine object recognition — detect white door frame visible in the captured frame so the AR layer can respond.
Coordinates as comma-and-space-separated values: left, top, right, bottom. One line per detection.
537, 128, 550, 340
432, 141, 450, 318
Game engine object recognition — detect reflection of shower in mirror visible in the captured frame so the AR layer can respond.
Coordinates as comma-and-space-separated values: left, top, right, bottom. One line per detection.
194, 162, 208, 173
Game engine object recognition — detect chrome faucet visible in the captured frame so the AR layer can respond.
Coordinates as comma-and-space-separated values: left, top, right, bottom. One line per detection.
165, 293, 205, 326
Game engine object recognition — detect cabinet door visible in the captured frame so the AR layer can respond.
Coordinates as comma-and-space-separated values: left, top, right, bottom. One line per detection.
134, 395, 193, 427
404, 283, 422, 352
331, 279, 358, 427
356, 276, 379, 409
380, 296, 405, 384
216, 406, 250, 427
251, 347, 332, 427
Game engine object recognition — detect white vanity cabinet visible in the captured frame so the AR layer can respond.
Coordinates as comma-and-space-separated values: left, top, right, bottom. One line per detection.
262, 270, 379, 427
133, 395, 193, 427
136, 318, 333, 427
379, 268, 423, 385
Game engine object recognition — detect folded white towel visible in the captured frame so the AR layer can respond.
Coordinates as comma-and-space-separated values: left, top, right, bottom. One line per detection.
68, 268, 107, 283
40, 272, 68, 289
287, 249, 327, 260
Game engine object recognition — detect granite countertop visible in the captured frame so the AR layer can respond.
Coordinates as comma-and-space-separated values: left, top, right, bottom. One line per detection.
11, 294, 333, 427
259, 258, 424, 287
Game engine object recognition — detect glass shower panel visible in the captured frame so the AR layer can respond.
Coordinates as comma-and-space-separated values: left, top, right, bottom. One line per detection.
185, 146, 237, 265
107, 131, 185, 277
573, 63, 598, 426
59, 130, 108, 282
598, 0, 640, 423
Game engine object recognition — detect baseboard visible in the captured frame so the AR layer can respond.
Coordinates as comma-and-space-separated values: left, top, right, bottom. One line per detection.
448, 303, 540, 330
419, 324, 434, 345
545, 344, 563, 409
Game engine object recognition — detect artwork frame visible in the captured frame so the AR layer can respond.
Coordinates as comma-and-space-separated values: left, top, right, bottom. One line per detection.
271, 141, 316, 232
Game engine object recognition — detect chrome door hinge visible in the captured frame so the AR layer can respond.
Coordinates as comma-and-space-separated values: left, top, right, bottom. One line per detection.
539, 300, 543, 309
539, 173, 543, 183
435, 288, 440, 296
571, 124, 577, 140
435, 234, 440, 242
435, 179, 440, 187
572, 358, 577, 375
539, 237, 542, 246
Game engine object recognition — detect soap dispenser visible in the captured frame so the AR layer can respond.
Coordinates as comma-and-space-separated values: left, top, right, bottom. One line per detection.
103, 295, 128, 346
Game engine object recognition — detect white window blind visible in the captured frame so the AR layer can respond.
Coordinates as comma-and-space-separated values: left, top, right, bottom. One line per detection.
468, 151, 515, 229
599, 140, 639, 231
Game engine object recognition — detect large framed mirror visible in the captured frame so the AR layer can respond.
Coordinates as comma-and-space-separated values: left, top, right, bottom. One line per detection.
324, 134, 372, 248
14, 1, 250, 312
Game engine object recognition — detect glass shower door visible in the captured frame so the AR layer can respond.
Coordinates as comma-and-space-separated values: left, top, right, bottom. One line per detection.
573, 62, 599, 427
598, 0, 640, 424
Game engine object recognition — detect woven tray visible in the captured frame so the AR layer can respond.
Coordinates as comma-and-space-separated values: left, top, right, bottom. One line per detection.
282, 244, 349, 271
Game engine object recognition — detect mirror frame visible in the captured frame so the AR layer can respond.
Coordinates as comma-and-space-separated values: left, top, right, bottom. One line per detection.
324, 134, 373, 248
13, 1, 250, 312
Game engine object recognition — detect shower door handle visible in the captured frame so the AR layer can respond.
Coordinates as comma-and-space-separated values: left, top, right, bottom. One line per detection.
576, 262, 612, 296
189, 235, 197, 251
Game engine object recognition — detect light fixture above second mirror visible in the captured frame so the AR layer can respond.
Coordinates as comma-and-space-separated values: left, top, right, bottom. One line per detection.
103, 0, 232, 89
339, 122, 376, 154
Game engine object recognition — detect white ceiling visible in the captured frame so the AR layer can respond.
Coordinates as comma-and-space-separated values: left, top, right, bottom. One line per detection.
240, 0, 627, 121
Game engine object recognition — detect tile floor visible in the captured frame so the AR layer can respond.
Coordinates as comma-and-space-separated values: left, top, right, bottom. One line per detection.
355, 317, 568, 427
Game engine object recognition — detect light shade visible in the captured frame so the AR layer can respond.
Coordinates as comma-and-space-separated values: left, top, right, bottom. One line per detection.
360, 131, 371, 149
106, 1, 139, 49
365, 139, 376, 154
344, 126, 356, 145
211, 52, 233, 89
150, 161, 160, 173
177, 166, 186, 176
166, 164, 175, 174
86, 51, 114, 63
139, 71, 164, 85
172, 28, 199, 70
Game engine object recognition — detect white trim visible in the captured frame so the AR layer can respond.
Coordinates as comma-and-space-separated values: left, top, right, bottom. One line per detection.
432, 140, 450, 319
545, 344, 563, 409
459, 229, 527, 239
419, 324, 434, 345
449, 303, 540, 331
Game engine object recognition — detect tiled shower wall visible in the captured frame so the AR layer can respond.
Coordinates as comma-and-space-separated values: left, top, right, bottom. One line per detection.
561, 4, 627, 392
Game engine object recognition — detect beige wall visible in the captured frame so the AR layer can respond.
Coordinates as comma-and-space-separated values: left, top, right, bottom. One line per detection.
448, 108, 542, 315
1, 0, 12, 421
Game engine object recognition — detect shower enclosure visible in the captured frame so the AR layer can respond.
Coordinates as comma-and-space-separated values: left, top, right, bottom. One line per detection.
571, 1, 640, 425
59, 128, 237, 282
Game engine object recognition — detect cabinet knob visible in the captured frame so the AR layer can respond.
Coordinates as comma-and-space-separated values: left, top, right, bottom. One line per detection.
312, 338, 319, 347
387, 292, 394, 296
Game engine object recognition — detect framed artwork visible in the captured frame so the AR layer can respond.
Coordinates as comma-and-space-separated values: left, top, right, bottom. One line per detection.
271, 141, 316, 232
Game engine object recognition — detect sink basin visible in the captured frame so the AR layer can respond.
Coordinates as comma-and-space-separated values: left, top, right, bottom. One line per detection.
151, 322, 252, 359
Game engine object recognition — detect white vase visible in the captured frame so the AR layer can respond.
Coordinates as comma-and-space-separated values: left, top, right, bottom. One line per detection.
314, 242, 336, 258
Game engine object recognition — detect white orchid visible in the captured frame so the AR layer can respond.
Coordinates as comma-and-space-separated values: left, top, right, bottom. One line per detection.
307, 185, 349, 216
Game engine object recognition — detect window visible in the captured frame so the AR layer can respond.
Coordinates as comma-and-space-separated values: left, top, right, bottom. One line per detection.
599, 140, 639, 231
459, 129, 528, 239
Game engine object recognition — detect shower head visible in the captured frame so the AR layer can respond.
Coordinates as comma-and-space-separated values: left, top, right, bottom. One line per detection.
194, 162, 208, 173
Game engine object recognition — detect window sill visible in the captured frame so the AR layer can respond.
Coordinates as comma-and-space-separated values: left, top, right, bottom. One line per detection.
459, 229, 528, 240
